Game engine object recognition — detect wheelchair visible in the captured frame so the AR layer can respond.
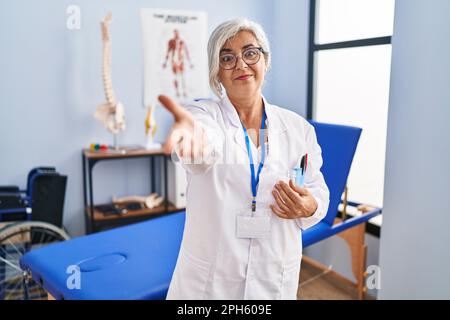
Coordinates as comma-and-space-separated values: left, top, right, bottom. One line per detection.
0, 167, 70, 300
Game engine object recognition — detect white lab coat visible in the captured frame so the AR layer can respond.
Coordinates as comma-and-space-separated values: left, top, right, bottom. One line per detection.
166, 95, 329, 300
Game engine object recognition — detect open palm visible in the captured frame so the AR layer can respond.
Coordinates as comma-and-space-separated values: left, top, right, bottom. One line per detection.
158, 95, 206, 160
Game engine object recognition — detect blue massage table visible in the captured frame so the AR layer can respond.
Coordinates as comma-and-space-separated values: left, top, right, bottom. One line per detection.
20, 121, 381, 300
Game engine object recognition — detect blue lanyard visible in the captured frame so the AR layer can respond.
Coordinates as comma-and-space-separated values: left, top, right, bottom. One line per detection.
242, 109, 267, 212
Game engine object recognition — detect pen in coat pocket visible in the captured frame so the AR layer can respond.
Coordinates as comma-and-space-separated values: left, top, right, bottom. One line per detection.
296, 153, 308, 187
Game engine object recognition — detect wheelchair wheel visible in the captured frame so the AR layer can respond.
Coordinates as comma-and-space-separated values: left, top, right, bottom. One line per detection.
0, 221, 69, 300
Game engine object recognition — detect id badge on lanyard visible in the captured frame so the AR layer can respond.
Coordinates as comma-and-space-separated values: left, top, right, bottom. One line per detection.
236, 215, 271, 239
235, 108, 271, 239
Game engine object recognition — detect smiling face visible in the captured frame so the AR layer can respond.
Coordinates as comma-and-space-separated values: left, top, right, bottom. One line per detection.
218, 30, 267, 99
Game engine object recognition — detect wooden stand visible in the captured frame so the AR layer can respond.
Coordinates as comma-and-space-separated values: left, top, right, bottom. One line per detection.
302, 217, 369, 300
301, 187, 374, 300
82, 147, 184, 233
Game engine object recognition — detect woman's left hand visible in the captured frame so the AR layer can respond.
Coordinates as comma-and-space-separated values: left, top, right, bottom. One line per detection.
271, 180, 318, 219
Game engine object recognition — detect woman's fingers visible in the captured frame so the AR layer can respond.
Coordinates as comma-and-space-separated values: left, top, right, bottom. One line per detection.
271, 181, 315, 219
163, 125, 183, 155
274, 182, 296, 207
159, 94, 199, 158
191, 131, 200, 161
289, 179, 309, 196
177, 136, 185, 158
272, 189, 291, 213
188, 127, 205, 162
159, 94, 207, 161
181, 132, 192, 161
200, 129, 207, 160
169, 130, 205, 162
270, 204, 291, 219
158, 95, 188, 122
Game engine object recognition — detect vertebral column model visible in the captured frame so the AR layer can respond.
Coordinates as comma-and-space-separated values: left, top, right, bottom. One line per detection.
94, 12, 126, 134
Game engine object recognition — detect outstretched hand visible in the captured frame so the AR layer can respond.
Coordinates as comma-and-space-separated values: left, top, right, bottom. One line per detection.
158, 95, 207, 160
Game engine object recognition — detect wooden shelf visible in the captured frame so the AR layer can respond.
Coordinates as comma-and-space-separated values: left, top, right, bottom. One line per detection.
87, 202, 183, 222
82, 147, 174, 233
83, 147, 166, 160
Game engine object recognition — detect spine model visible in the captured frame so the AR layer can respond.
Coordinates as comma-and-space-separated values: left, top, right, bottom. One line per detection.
94, 12, 126, 135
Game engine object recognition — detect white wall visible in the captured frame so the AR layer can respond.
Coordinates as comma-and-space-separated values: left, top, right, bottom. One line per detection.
379, 0, 450, 299
269, 0, 309, 117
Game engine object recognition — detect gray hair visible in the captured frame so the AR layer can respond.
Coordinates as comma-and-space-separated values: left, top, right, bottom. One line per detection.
207, 18, 271, 98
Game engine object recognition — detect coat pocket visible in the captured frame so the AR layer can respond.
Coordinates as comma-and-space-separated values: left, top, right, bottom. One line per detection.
248, 260, 283, 300
170, 249, 211, 299
280, 259, 301, 300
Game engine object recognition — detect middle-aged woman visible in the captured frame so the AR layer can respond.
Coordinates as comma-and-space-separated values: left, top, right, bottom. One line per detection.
158, 18, 329, 300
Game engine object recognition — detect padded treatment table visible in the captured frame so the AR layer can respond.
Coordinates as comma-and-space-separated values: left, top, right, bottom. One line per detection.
20, 212, 185, 300
20, 121, 381, 300
301, 121, 382, 247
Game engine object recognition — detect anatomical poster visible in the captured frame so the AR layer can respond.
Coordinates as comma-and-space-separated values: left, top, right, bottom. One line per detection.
141, 8, 209, 107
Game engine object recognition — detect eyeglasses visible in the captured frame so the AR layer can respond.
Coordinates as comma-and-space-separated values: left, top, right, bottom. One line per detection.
219, 47, 264, 70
